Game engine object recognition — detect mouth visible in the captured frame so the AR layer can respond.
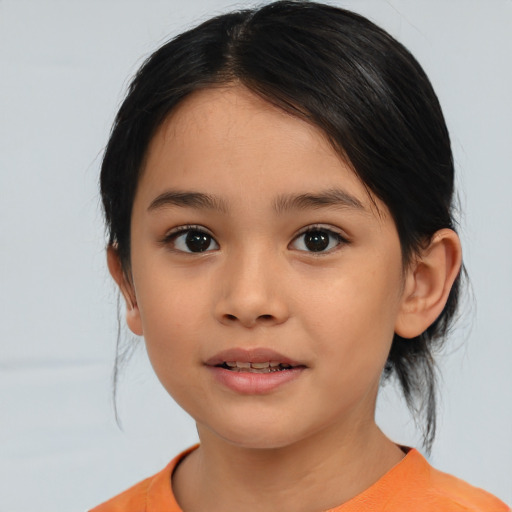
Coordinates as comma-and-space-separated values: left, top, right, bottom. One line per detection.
205, 348, 306, 373
205, 348, 305, 394
216, 361, 299, 373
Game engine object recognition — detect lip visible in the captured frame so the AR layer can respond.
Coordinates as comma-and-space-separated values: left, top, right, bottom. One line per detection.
205, 347, 303, 367
205, 347, 307, 395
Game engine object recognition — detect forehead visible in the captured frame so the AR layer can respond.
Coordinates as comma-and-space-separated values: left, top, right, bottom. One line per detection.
158, 85, 325, 147
138, 85, 384, 217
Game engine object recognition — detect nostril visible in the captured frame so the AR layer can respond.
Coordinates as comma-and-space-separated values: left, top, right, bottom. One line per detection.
222, 313, 275, 324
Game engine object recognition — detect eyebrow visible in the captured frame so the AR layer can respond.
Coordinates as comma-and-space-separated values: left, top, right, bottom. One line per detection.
147, 188, 365, 214
148, 191, 229, 213
272, 189, 365, 214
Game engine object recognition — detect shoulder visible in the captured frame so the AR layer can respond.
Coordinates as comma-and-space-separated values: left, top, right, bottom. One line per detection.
89, 446, 198, 512
336, 448, 510, 512
424, 460, 510, 512
383, 449, 510, 512
89, 475, 154, 512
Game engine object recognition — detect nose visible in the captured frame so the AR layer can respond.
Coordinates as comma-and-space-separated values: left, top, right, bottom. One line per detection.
214, 249, 290, 328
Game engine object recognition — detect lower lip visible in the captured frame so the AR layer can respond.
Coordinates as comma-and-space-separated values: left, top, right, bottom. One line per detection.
206, 366, 304, 394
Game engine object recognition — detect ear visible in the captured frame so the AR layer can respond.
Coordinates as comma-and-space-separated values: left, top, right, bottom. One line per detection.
106, 246, 143, 336
395, 229, 462, 339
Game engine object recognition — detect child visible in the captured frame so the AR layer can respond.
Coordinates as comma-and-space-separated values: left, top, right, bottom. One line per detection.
92, 1, 510, 510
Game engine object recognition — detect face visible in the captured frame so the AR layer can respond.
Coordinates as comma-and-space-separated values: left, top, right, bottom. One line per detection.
123, 86, 408, 449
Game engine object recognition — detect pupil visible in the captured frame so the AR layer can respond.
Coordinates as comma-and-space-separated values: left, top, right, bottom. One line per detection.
185, 231, 211, 252
305, 231, 329, 251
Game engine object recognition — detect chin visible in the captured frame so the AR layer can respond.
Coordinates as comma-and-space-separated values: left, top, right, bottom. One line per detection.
223, 432, 301, 451
200, 416, 308, 451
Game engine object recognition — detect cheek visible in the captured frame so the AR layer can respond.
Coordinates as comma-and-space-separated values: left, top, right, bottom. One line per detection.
300, 255, 402, 367
134, 268, 208, 364
138, 290, 207, 407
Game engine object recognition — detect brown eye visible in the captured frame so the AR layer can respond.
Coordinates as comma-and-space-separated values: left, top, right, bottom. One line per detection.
290, 228, 345, 253
168, 228, 219, 253
303, 231, 329, 251
184, 231, 213, 252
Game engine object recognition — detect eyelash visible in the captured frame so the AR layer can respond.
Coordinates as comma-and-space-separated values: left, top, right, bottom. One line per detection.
289, 225, 349, 254
161, 224, 349, 254
162, 225, 219, 253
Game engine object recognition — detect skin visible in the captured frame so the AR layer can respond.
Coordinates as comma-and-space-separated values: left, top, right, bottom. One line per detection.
109, 85, 462, 511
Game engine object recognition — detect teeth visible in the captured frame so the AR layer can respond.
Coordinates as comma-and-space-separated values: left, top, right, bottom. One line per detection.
250, 362, 270, 369
223, 361, 294, 372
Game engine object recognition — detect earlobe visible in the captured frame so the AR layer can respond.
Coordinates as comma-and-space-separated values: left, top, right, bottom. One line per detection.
395, 229, 462, 339
106, 246, 144, 336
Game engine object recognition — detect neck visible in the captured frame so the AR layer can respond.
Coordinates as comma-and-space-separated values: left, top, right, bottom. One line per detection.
173, 420, 404, 512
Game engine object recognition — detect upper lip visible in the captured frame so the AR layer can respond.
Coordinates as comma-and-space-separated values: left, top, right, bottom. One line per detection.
205, 348, 304, 367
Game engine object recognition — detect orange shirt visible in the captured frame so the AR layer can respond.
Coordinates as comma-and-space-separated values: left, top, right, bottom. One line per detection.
90, 446, 510, 512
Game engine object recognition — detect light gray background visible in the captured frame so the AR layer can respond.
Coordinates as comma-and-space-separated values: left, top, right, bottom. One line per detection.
1, 1, 511, 510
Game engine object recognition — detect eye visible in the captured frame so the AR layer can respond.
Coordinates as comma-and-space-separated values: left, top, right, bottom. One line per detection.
165, 226, 219, 253
290, 227, 346, 253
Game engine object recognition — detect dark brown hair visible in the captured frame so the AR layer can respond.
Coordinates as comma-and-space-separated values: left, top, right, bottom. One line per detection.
101, 1, 463, 451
